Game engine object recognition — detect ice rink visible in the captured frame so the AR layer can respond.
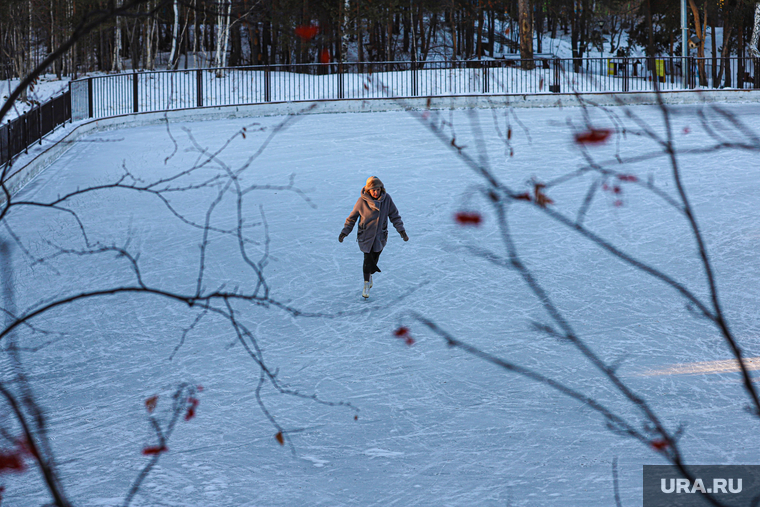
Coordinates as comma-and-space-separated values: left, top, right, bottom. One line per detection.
4, 101, 760, 506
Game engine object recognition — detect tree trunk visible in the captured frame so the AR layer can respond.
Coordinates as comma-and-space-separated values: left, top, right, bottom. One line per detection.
711, 21, 717, 86
214, 0, 232, 73
476, 2, 483, 60
248, 22, 260, 65
717, 20, 734, 86
229, 24, 241, 66
167, 0, 180, 69
358, 3, 364, 63
387, 0, 393, 61
489, 9, 494, 56
449, 5, 456, 60
688, 0, 706, 85
535, 1, 542, 53
263, 20, 271, 64
111, 0, 123, 71
129, 17, 141, 71
403, 6, 409, 53
519, 0, 534, 69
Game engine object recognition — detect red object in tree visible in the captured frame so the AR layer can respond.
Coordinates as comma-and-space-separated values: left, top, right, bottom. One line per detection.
454, 212, 483, 226
275, 432, 284, 446
185, 397, 200, 421
650, 439, 669, 451
319, 49, 331, 64
0, 452, 25, 473
574, 128, 612, 145
295, 25, 319, 41
616, 174, 638, 182
393, 327, 409, 337
142, 445, 168, 456
404, 337, 415, 346
145, 395, 159, 413
534, 183, 554, 208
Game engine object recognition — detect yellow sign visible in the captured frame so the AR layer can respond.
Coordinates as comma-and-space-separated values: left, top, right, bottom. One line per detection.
656, 59, 665, 77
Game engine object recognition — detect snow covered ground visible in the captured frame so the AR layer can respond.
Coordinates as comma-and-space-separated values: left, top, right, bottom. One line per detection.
3, 101, 760, 506
1, 74, 71, 122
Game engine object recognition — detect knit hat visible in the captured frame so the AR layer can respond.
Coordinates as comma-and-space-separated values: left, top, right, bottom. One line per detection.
365, 176, 384, 190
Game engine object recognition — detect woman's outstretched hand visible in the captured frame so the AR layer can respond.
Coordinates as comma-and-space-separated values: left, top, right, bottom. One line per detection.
400, 231, 409, 242
339, 233, 347, 243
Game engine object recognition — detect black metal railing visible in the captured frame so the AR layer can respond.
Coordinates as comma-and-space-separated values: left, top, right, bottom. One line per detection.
0, 91, 71, 167
71, 56, 760, 121
3, 56, 757, 169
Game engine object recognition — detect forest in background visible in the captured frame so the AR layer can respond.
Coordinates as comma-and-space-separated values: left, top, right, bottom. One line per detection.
0, 0, 758, 81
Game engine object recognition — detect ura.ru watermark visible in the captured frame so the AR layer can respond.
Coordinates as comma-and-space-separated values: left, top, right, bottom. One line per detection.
644, 465, 760, 507
660, 477, 742, 494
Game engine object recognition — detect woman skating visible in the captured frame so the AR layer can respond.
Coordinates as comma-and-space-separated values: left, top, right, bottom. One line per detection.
339, 176, 408, 298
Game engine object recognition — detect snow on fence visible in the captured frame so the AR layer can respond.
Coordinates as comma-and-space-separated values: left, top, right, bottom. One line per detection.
71, 57, 760, 120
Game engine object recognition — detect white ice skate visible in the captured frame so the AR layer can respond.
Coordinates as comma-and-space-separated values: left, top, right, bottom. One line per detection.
362, 281, 371, 298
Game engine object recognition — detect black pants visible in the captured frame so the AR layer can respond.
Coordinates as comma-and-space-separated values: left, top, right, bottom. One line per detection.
363, 250, 382, 282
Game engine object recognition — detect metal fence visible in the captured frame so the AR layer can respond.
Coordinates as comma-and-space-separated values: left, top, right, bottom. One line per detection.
71, 56, 760, 120
0, 91, 71, 166
3, 56, 756, 167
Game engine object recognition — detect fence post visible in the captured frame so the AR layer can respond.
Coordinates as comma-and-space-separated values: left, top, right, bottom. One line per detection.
338, 63, 344, 99
264, 65, 271, 102
755, 58, 760, 89
38, 105, 42, 145
5, 122, 9, 164
483, 63, 489, 93
23, 115, 28, 155
689, 56, 695, 89
2, 124, 6, 165
196, 69, 203, 107
550, 58, 561, 93
132, 72, 139, 113
412, 62, 418, 96
87, 77, 93, 118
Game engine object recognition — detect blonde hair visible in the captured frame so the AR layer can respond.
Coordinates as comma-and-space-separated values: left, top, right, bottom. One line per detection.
365, 176, 384, 191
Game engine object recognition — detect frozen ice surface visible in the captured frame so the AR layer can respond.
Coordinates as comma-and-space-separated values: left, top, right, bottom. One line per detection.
3, 102, 760, 506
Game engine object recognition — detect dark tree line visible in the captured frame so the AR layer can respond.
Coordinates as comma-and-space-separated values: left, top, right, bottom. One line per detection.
1, 1, 758, 81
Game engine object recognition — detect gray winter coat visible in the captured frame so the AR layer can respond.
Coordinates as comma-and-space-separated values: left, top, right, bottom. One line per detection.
342, 189, 405, 253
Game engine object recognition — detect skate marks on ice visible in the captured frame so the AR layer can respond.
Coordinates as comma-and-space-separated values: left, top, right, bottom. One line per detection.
6, 105, 760, 505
